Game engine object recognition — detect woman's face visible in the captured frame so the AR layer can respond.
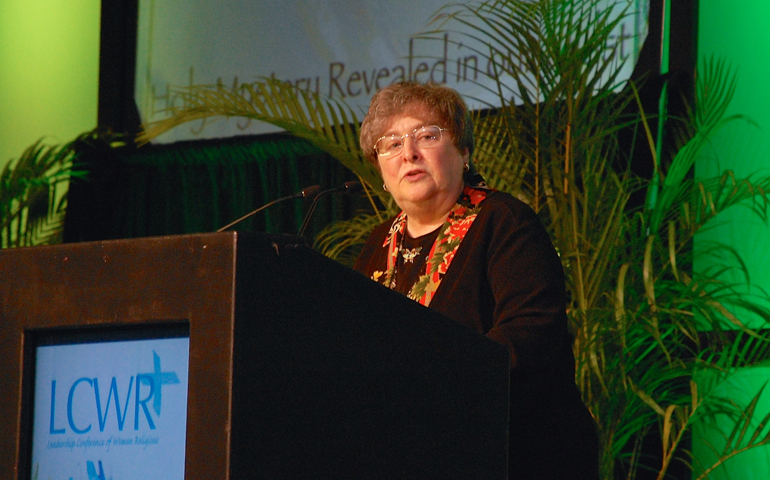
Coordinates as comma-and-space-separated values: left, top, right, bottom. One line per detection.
377, 112, 468, 217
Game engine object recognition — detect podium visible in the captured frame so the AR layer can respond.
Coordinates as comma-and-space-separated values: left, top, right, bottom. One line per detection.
0, 232, 509, 479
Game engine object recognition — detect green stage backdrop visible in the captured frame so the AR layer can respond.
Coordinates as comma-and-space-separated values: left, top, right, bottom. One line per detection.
694, 2, 770, 478
0, 0, 99, 171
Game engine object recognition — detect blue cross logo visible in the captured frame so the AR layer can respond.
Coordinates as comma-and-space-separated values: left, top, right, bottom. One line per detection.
138, 350, 180, 416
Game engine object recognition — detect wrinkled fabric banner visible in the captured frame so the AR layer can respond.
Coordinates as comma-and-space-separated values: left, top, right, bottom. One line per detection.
136, 0, 648, 144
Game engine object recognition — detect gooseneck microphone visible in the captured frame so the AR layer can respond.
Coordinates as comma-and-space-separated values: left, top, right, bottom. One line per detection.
216, 185, 321, 232
297, 181, 362, 237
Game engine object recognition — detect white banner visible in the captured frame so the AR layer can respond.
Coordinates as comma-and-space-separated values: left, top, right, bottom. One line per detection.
136, 0, 649, 144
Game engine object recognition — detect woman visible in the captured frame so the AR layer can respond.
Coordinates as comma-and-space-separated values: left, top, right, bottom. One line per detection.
354, 82, 599, 480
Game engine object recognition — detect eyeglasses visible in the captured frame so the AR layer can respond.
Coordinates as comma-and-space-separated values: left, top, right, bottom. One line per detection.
374, 125, 447, 157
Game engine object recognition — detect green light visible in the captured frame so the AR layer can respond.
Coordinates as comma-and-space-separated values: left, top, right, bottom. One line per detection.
695, 1, 770, 478
0, 0, 100, 166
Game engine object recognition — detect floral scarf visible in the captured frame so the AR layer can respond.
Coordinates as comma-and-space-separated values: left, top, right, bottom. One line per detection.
372, 185, 489, 307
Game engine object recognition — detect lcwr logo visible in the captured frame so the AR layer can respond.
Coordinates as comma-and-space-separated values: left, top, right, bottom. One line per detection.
48, 351, 180, 434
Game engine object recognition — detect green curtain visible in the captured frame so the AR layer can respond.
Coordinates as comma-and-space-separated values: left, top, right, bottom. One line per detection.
64, 133, 362, 243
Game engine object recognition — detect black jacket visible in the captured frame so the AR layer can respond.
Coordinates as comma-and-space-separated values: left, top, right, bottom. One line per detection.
355, 191, 599, 480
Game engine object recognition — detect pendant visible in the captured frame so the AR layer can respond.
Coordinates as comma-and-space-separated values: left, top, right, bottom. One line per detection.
401, 246, 422, 263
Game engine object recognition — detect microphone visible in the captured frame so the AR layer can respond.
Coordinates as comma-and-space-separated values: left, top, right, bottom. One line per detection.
216, 185, 321, 232
297, 181, 362, 237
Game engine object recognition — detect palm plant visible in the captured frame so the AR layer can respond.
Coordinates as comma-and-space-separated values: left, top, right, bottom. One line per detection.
0, 133, 89, 248
426, 2, 770, 478
137, 1, 770, 478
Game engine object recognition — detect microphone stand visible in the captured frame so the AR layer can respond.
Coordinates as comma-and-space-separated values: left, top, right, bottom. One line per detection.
217, 185, 321, 232
297, 181, 361, 237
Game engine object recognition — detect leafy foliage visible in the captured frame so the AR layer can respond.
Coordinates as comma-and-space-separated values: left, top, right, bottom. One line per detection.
425, 2, 770, 479
0, 134, 88, 248
139, 77, 381, 191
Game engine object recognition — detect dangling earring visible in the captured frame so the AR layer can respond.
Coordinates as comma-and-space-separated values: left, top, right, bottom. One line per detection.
383, 184, 388, 192
463, 163, 470, 172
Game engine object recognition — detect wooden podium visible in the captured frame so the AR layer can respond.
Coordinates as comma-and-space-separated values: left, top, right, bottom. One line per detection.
0, 232, 509, 479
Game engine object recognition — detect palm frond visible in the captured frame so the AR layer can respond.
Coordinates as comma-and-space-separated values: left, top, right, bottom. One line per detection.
684, 171, 770, 234
691, 377, 770, 480
647, 55, 749, 233
138, 76, 382, 190
0, 135, 86, 248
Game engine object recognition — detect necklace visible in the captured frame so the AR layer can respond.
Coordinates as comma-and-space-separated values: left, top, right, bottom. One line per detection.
374, 185, 489, 306
372, 185, 489, 307
387, 227, 430, 290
